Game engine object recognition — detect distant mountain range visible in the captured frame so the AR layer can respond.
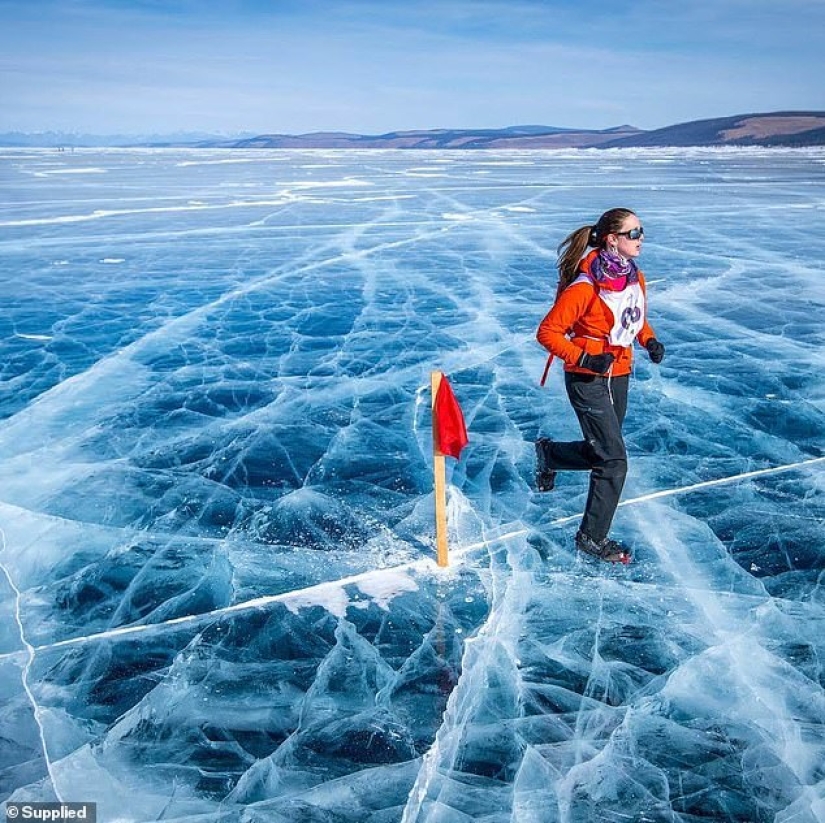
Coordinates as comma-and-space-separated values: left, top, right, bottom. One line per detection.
0, 129, 257, 149
222, 123, 644, 149
3, 111, 824, 149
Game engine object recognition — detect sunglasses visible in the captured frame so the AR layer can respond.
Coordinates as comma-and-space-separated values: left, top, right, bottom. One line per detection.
616, 226, 644, 240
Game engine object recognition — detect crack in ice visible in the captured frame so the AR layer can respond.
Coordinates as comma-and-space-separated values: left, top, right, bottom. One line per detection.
0, 454, 821, 666
399, 454, 825, 821
643, 504, 825, 815
0, 526, 64, 802
0, 219, 465, 447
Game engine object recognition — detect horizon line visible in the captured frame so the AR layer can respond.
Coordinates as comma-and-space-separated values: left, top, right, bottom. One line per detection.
4, 108, 825, 140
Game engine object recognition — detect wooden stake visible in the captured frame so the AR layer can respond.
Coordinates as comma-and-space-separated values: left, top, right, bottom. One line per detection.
431, 370, 449, 567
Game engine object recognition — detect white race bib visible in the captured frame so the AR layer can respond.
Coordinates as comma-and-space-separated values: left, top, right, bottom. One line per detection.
572, 275, 646, 346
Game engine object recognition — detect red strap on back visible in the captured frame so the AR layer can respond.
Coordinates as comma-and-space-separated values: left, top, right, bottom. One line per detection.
539, 354, 554, 386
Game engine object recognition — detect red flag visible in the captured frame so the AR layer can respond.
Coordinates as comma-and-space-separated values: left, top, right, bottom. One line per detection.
434, 375, 468, 459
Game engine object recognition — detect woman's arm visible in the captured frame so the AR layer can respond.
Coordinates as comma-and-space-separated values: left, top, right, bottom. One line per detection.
536, 281, 597, 366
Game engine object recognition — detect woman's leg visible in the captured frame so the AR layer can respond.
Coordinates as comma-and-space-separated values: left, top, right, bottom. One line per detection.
565, 373, 629, 541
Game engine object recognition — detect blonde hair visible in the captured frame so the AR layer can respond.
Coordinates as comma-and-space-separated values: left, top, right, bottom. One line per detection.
555, 208, 636, 298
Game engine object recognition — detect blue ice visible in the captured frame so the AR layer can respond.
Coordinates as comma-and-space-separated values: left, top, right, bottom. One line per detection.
0, 147, 824, 822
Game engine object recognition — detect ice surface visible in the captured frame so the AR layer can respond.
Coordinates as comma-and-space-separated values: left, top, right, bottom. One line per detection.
0, 147, 824, 821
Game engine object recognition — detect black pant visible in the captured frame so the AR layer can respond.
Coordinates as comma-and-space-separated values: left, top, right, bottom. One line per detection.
542, 372, 629, 541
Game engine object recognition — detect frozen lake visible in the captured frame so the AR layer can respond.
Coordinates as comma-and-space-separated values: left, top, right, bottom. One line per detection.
1, 147, 824, 822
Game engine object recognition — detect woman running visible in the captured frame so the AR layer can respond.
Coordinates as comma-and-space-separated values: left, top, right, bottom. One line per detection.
536, 207, 665, 563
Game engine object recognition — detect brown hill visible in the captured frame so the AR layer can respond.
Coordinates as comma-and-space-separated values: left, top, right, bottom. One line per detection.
601, 111, 825, 148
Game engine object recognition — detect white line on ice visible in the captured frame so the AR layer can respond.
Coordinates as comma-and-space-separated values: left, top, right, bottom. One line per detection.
0, 526, 64, 801
1, 453, 820, 661
460, 454, 825, 543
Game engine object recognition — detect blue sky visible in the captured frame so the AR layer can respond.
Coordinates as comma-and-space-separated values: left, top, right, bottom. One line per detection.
2, 0, 824, 135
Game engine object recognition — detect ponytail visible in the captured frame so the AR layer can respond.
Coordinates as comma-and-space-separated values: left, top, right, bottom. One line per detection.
555, 225, 595, 298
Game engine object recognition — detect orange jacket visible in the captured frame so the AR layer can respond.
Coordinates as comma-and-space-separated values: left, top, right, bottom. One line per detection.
536, 251, 656, 377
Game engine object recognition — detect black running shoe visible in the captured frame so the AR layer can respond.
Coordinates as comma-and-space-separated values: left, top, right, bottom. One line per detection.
535, 438, 557, 492
575, 530, 631, 564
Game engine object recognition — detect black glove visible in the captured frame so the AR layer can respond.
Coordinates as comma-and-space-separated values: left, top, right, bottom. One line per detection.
578, 351, 615, 374
646, 338, 665, 364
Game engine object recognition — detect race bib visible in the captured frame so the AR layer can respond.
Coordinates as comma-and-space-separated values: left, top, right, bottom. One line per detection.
598, 283, 645, 346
